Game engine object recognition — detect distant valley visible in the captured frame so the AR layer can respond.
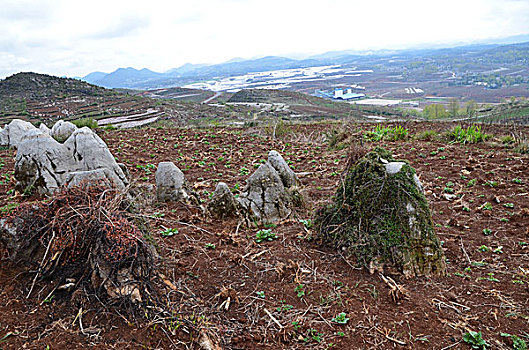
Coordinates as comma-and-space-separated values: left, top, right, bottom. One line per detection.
81, 41, 529, 104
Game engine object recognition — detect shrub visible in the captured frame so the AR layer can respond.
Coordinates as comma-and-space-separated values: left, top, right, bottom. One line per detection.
500, 135, 515, 145
264, 119, 292, 139
514, 137, 529, 154
364, 124, 409, 142
325, 126, 350, 149
72, 117, 98, 129
448, 125, 489, 144
414, 130, 438, 141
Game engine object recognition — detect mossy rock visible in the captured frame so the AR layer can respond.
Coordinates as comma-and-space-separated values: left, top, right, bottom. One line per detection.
315, 147, 446, 277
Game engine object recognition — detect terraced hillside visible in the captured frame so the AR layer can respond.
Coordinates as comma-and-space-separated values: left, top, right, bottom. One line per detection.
0, 73, 254, 128
1, 73, 390, 129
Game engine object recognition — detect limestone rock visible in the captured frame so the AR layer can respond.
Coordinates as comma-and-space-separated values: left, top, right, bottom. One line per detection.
15, 135, 77, 194
118, 163, 130, 180
0, 119, 37, 149
237, 150, 303, 225
268, 150, 300, 188
64, 127, 128, 187
155, 162, 196, 203
51, 120, 77, 142
14, 124, 127, 195
207, 182, 239, 219
39, 123, 51, 135
315, 147, 446, 277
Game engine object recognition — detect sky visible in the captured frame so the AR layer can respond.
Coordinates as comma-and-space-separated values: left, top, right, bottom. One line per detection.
1, 0, 528, 79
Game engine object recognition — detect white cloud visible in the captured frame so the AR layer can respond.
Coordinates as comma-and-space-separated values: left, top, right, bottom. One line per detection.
0, 0, 528, 78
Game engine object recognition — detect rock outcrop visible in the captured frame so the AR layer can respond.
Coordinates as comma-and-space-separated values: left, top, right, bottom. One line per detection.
0, 119, 37, 149
207, 182, 239, 219
51, 120, 77, 142
237, 150, 303, 225
315, 147, 446, 277
155, 162, 197, 203
13, 121, 128, 195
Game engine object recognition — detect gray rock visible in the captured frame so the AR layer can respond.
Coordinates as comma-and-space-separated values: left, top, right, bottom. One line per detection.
384, 162, 406, 174
15, 135, 77, 194
64, 127, 128, 186
51, 120, 77, 142
14, 127, 128, 195
315, 148, 446, 277
207, 182, 239, 219
66, 168, 124, 189
155, 162, 195, 202
20, 129, 49, 143
0, 119, 37, 149
268, 150, 299, 188
39, 123, 51, 135
0, 217, 41, 261
238, 152, 298, 224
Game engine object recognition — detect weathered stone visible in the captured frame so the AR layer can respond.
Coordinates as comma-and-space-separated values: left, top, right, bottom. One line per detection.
0, 119, 37, 149
66, 168, 124, 189
14, 124, 127, 195
51, 120, 77, 142
64, 127, 128, 186
207, 182, 239, 219
315, 147, 446, 277
155, 162, 196, 203
39, 123, 51, 135
237, 150, 303, 225
268, 150, 299, 188
15, 135, 77, 194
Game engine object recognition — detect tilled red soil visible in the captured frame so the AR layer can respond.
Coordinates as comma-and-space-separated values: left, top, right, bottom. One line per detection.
0, 121, 528, 349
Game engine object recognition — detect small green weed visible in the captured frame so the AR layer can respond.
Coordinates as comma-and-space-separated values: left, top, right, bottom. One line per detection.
501, 333, 528, 350
331, 312, 349, 324
255, 229, 277, 243
161, 228, 178, 237
463, 331, 489, 349
295, 284, 305, 298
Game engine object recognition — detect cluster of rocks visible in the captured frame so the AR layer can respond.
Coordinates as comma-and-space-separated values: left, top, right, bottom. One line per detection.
0, 119, 128, 195
156, 150, 304, 225
2, 119, 446, 279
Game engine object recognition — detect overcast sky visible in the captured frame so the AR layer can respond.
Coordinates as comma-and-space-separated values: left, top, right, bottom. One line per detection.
1, 0, 528, 79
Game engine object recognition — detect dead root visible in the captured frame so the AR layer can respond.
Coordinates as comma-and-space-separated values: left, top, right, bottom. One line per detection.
0, 183, 154, 305
380, 274, 409, 303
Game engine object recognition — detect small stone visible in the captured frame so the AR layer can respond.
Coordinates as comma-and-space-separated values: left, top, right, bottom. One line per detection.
155, 162, 196, 203
207, 182, 239, 219
51, 120, 78, 142
443, 193, 457, 201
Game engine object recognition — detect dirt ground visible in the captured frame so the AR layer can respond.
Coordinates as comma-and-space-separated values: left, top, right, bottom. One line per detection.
0, 120, 528, 349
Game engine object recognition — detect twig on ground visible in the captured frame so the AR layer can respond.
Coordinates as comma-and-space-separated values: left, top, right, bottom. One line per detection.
264, 308, 283, 329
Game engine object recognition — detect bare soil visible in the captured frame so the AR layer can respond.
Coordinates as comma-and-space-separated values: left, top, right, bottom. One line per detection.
0, 121, 528, 349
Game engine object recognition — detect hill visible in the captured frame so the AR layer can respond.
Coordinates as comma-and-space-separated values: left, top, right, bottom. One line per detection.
0, 72, 109, 100
89, 67, 165, 89
0, 73, 229, 127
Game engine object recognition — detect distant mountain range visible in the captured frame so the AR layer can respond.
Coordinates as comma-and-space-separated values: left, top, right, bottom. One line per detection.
80, 36, 529, 90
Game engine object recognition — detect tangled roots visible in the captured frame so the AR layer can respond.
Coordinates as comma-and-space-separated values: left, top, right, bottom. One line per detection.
1, 183, 154, 304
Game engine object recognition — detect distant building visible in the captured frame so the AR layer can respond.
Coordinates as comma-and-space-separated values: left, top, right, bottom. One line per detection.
333, 88, 365, 100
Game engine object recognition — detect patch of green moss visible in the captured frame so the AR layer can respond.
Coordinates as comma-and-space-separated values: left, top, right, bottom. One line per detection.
315, 147, 446, 276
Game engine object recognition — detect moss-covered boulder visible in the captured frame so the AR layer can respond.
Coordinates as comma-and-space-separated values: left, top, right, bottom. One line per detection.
315, 147, 446, 277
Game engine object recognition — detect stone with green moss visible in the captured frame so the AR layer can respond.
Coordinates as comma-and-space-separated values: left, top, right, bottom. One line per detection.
315, 147, 446, 277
